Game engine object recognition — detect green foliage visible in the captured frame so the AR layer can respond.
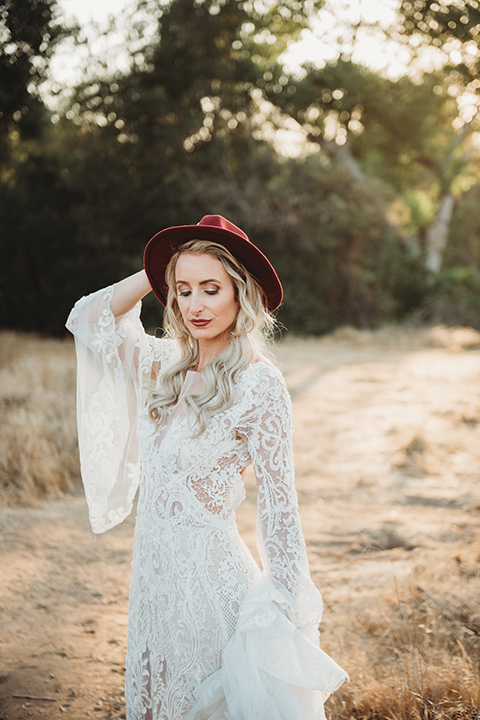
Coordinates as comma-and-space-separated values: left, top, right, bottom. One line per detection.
397, 0, 480, 86
0, 137, 83, 334
69, 0, 323, 145
1, 0, 480, 336
444, 183, 480, 271
249, 155, 428, 334
0, 0, 70, 156
416, 266, 480, 329
0, 0, 84, 334
268, 59, 462, 196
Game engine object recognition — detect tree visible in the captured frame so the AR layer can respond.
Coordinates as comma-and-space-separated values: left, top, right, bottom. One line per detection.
0, 0, 333, 333
394, 0, 480, 271
0, 0, 70, 159
3, 0, 478, 333
264, 59, 462, 255
0, 0, 78, 332
52, 0, 330, 314
396, 0, 480, 88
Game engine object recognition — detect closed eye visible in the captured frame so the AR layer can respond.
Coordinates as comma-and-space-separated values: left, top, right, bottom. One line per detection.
178, 288, 219, 297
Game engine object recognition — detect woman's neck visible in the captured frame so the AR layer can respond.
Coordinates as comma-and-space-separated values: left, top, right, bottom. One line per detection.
195, 336, 230, 372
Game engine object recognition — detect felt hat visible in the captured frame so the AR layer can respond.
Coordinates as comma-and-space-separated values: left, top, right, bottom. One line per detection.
143, 214, 283, 312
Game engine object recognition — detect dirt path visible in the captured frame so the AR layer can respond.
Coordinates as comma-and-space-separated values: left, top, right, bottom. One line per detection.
1, 329, 480, 719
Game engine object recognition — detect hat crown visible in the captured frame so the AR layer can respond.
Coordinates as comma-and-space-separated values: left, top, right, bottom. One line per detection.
197, 214, 249, 242
144, 214, 283, 312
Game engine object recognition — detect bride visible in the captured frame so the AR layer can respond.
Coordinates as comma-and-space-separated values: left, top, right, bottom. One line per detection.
66, 214, 348, 720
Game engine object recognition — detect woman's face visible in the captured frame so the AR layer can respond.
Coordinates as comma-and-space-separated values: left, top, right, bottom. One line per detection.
175, 252, 239, 349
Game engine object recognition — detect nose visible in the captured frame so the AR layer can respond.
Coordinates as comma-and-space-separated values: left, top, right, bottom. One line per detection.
189, 290, 205, 316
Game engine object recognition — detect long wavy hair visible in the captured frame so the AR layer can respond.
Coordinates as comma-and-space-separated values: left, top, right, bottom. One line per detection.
148, 239, 277, 433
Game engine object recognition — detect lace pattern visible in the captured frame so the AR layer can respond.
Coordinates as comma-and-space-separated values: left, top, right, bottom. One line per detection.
66, 285, 348, 720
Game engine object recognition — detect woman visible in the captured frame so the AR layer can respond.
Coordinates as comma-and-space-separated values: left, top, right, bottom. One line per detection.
66, 214, 348, 720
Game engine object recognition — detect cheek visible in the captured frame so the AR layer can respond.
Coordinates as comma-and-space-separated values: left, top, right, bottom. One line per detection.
228, 298, 239, 323
210, 294, 234, 316
217, 290, 236, 314
176, 297, 189, 319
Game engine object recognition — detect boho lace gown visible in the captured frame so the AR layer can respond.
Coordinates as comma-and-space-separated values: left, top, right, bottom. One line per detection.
66, 285, 348, 720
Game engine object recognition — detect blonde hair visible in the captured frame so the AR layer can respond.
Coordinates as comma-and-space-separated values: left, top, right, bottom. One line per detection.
148, 239, 277, 433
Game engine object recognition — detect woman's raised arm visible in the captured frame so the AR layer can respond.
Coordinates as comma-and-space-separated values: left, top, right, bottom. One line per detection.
110, 269, 152, 317
65, 270, 166, 534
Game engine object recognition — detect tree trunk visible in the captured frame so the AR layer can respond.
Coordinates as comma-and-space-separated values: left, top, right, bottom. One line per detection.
311, 135, 421, 254
425, 193, 455, 273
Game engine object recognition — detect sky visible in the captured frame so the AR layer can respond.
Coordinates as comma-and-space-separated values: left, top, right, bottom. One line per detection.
60, 0, 132, 20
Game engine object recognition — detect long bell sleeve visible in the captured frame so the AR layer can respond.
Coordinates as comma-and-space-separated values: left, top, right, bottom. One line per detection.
246, 367, 324, 629
66, 284, 175, 534
188, 364, 348, 720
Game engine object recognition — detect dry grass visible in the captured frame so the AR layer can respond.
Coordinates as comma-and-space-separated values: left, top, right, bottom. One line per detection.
328, 569, 480, 720
1, 326, 480, 720
321, 529, 480, 720
0, 330, 80, 505
329, 323, 480, 352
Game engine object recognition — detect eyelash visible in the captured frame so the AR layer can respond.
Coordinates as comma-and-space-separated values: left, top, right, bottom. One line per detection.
178, 289, 219, 297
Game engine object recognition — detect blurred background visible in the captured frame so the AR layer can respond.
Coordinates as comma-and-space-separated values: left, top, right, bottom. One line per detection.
1, 0, 479, 336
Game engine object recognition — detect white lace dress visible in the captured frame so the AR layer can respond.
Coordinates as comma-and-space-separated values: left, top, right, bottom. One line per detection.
66, 285, 348, 720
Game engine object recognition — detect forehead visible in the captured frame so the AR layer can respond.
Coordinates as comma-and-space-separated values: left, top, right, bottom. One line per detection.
175, 252, 229, 281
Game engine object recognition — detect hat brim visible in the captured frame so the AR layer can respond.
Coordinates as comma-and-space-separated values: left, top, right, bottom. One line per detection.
143, 224, 283, 313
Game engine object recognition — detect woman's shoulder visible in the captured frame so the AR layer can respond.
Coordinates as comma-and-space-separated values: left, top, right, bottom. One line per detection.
238, 358, 289, 400
242, 358, 284, 382
234, 360, 291, 427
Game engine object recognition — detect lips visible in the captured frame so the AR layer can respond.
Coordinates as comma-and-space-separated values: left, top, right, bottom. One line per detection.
190, 319, 212, 327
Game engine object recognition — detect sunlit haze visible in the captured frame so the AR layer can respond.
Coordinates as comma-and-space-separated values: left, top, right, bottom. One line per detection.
53, 0, 474, 157
51, 0, 434, 157
54, 0, 412, 91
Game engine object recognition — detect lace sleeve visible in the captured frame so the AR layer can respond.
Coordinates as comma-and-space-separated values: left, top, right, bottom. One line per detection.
66, 285, 173, 534
240, 365, 324, 628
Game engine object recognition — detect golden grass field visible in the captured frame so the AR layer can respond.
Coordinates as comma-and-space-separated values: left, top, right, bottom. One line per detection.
1, 326, 480, 720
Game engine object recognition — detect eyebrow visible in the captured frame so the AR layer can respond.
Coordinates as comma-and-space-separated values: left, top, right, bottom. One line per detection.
175, 278, 223, 286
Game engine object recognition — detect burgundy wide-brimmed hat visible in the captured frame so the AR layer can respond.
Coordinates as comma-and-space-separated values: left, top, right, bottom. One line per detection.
143, 214, 283, 312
